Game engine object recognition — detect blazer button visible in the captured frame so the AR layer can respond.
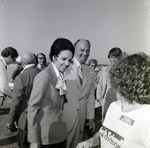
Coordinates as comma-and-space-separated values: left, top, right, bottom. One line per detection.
76, 109, 79, 111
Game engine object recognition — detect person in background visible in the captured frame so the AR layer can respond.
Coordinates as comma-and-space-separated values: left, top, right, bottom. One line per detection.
77, 52, 150, 148
37, 53, 48, 70
88, 59, 98, 71
7, 52, 40, 148
83, 59, 100, 139
11, 54, 38, 83
63, 39, 95, 148
0, 47, 18, 106
27, 38, 75, 148
88, 59, 100, 108
96, 47, 122, 121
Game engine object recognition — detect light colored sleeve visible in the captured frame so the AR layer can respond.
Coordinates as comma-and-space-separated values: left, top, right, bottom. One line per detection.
96, 71, 103, 100
96, 67, 108, 102
0, 61, 12, 97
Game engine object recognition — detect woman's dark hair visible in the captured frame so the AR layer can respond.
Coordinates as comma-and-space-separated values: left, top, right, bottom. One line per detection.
108, 47, 122, 59
88, 59, 98, 69
49, 38, 74, 61
1, 47, 18, 59
88, 59, 98, 66
109, 52, 150, 104
37, 53, 46, 58
34, 54, 38, 66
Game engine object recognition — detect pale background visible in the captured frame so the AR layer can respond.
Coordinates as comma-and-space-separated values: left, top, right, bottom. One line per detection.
0, 0, 150, 65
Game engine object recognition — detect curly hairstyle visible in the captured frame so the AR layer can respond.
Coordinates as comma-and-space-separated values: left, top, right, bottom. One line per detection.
109, 52, 150, 104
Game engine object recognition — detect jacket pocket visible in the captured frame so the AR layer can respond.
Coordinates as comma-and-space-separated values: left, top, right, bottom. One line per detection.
41, 121, 67, 142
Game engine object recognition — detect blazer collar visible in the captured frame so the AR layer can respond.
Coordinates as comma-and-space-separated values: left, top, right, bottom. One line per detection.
47, 63, 57, 88
21, 64, 35, 73
81, 65, 88, 90
0, 56, 6, 67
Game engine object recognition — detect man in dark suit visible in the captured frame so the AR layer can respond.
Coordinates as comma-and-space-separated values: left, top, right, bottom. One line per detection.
7, 52, 40, 148
63, 39, 96, 148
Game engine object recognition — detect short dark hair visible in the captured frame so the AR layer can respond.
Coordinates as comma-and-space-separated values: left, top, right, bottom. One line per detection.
37, 53, 46, 59
49, 38, 74, 61
108, 47, 122, 59
88, 59, 98, 66
34, 54, 38, 66
1, 47, 18, 59
109, 52, 150, 104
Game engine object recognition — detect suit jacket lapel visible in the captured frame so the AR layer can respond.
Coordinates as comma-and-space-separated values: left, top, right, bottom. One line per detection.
47, 63, 66, 99
64, 60, 82, 90
47, 64, 57, 88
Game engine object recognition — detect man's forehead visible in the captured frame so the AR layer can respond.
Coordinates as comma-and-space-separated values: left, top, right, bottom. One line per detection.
76, 41, 90, 49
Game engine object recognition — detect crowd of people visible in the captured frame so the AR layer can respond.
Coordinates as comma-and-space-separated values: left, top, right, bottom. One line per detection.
0, 38, 150, 148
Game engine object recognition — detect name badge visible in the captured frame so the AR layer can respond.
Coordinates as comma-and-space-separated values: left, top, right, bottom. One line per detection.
117, 115, 135, 130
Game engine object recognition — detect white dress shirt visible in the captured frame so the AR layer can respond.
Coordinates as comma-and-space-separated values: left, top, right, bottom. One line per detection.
0, 56, 12, 97
74, 57, 82, 68
51, 62, 60, 78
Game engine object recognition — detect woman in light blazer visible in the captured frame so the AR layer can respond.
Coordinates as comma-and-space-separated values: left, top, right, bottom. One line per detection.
96, 47, 122, 121
27, 38, 74, 148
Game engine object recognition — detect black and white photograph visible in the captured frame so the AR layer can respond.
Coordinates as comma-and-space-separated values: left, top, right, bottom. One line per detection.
0, 0, 150, 148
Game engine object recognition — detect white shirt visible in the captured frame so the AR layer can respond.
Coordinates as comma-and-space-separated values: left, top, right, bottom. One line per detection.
74, 57, 82, 68
51, 62, 61, 78
100, 101, 150, 148
0, 56, 11, 96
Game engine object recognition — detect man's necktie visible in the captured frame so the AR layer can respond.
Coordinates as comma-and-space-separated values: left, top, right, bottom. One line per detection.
55, 73, 68, 96
78, 65, 83, 85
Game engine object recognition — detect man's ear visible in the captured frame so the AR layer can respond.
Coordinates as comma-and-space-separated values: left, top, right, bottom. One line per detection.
52, 55, 57, 61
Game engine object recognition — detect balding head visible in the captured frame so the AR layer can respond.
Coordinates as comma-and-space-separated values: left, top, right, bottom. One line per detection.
74, 39, 91, 64
21, 52, 37, 67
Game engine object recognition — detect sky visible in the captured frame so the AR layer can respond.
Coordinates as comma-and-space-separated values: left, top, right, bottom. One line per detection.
0, 0, 150, 64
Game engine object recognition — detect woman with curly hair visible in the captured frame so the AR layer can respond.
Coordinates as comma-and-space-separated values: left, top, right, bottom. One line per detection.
77, 52, 150, 148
